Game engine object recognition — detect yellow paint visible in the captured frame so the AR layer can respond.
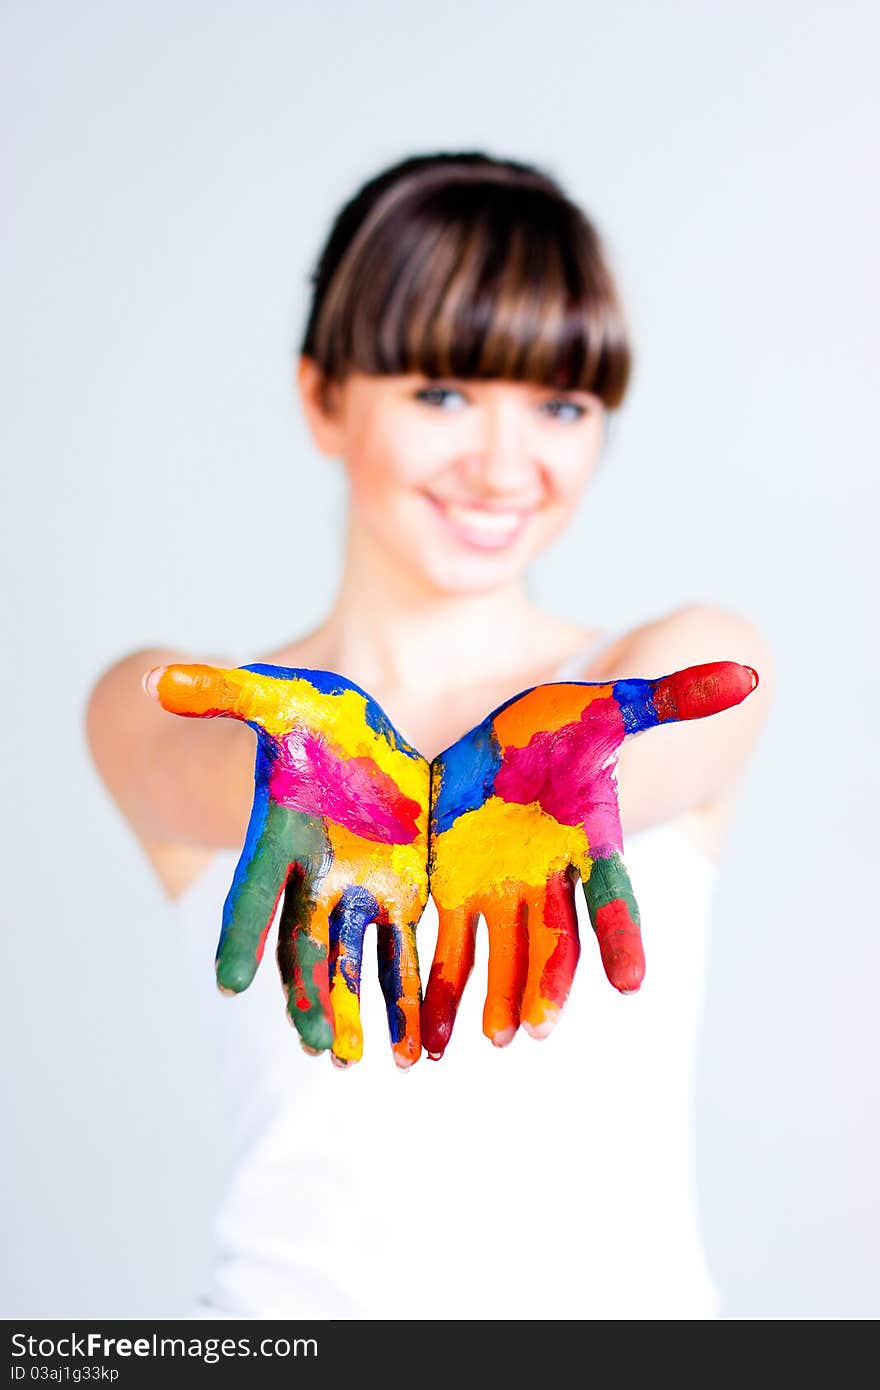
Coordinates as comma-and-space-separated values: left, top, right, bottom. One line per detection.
158, 665, 428, 806
492, 682, 614, 748
272, 679, 428, 806
329, 964, 363, 1063
431, 797, 591, 911
324, 822, 428, 925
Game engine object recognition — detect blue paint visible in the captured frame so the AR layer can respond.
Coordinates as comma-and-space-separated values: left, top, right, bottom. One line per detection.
239, 664, 421, 760
612, 678, 661, 735
432, 721, 503, 833
241, 662, 354, 696
360, 692, 420, 757
377, 922, 409, 1044
328, 884, 380, 995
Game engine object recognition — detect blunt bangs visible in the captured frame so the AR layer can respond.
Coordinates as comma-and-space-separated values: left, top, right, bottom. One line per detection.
306, 175, 632, 409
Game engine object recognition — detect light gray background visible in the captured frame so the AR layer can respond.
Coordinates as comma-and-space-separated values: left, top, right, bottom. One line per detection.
4, 0, 878, 1320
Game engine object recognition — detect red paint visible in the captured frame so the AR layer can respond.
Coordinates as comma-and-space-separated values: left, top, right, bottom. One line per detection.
539, 872, 581, 1007
253, 874, 288, 966
255, 919, 273, 964
593, 899, 646, 993
652, 661, 758, 724
421, 969, 461, 1058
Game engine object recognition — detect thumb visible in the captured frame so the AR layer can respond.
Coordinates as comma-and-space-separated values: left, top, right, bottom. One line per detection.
141, 662, 256, 721
652, 661, 759, 723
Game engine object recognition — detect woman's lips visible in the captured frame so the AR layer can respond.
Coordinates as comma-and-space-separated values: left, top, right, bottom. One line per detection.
423, 493, 539, 551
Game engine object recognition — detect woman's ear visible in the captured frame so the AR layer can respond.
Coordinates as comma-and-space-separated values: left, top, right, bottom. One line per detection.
296, 355, 344, 457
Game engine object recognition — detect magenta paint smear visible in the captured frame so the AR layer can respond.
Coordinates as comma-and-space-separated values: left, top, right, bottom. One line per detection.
494, 697, 626, 848
268, 729, 421, 844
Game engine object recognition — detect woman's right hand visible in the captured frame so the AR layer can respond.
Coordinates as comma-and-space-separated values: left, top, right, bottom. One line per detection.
144, 661, 431, 1069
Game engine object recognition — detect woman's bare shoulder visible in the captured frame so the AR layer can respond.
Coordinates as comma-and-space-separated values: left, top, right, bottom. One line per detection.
604, 602, 775, 682
87, 643, 247, 904
591, 603, 776, 862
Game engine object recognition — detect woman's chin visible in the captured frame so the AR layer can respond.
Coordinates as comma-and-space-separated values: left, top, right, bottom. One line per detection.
421, 538, 537, 594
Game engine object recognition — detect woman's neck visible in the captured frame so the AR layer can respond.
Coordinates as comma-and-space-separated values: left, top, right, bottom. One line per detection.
310, 526, 569, 699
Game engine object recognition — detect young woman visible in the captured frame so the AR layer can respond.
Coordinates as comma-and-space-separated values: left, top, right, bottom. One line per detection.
86, 150, 774, 1319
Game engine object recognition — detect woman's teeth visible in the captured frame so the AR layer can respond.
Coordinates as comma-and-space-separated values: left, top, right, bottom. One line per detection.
423, 492, 540, 549
442, 504, 527, 536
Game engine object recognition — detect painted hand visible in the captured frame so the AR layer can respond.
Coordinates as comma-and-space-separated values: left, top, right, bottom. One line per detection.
147, 663, 430, 1068
421, 661, 758, 1059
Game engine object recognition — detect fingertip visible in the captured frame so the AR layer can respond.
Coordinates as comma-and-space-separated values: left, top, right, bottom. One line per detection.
522, 1017, 557, 1041
142, 665, 165, 701
491, 1025, 517, 1048
393, 1036, 421, 1070
746, 665, 759, 690
421, 1011, 454, 1059
521, 1000, 561, 1040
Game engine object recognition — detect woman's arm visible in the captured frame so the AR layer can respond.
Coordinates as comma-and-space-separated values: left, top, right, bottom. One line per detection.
84, 647, 256, 851
612, 603, 776, 837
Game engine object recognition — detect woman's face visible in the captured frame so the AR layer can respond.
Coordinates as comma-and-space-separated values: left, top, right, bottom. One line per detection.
299, 362, 607, 595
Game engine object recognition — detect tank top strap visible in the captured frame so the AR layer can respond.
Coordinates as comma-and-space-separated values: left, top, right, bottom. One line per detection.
551, 629, 622, 682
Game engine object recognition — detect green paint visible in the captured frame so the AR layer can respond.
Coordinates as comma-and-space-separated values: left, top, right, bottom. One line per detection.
278, 873, 335, 1052
216, 801, 331, 995
581, 852, 641, 929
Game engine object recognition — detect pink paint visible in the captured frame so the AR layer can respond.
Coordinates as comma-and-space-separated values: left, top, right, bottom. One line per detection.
268, 729, 421, 844
494, 696, 626, 850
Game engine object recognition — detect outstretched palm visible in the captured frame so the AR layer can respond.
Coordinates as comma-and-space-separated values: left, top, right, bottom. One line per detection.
421, 661, 757, 1058
150, 662, 430, 1068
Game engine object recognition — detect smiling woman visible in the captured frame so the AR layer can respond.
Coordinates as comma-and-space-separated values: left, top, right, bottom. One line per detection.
85, 148, 774, 1320
411, 377, 603, 558
297, 364, 608, 591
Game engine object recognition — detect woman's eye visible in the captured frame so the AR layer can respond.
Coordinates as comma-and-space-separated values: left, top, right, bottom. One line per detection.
414, 385, 467, 410
541, 398, 587, 423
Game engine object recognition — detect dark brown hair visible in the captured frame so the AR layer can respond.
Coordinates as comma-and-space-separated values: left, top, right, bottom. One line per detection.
299, 150, 632, 409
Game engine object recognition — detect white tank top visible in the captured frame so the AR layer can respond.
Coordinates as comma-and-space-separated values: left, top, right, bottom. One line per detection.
174, 635, 722, 1320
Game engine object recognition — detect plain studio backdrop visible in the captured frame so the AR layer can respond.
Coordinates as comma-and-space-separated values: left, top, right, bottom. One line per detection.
3, 0, 878, 1320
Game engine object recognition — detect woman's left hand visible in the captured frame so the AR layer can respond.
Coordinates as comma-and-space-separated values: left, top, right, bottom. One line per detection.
421, 661, 758, 1058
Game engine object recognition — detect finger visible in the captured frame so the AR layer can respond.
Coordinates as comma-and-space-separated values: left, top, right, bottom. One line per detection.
216, 799, 329, 994
276, 871, 334, 1055
326, 885, 381, 1066
376, 914, 422, 1069
421, 904, 479, 1060
614, 662, 759, 737
482, 894, 529, 1047
581, 851, 645, 993
520, 873, 581, 1039
143, 662, 271, 724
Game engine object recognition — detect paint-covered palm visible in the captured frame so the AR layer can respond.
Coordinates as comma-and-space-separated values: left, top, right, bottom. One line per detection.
149, 663, 431, 1067
422, 661, 758, 1059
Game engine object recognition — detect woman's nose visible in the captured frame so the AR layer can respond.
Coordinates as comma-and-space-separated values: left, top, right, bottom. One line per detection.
469, 400, 534, 493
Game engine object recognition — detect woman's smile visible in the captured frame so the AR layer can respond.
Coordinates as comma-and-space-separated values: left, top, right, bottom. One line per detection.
421, 490, 542, 551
